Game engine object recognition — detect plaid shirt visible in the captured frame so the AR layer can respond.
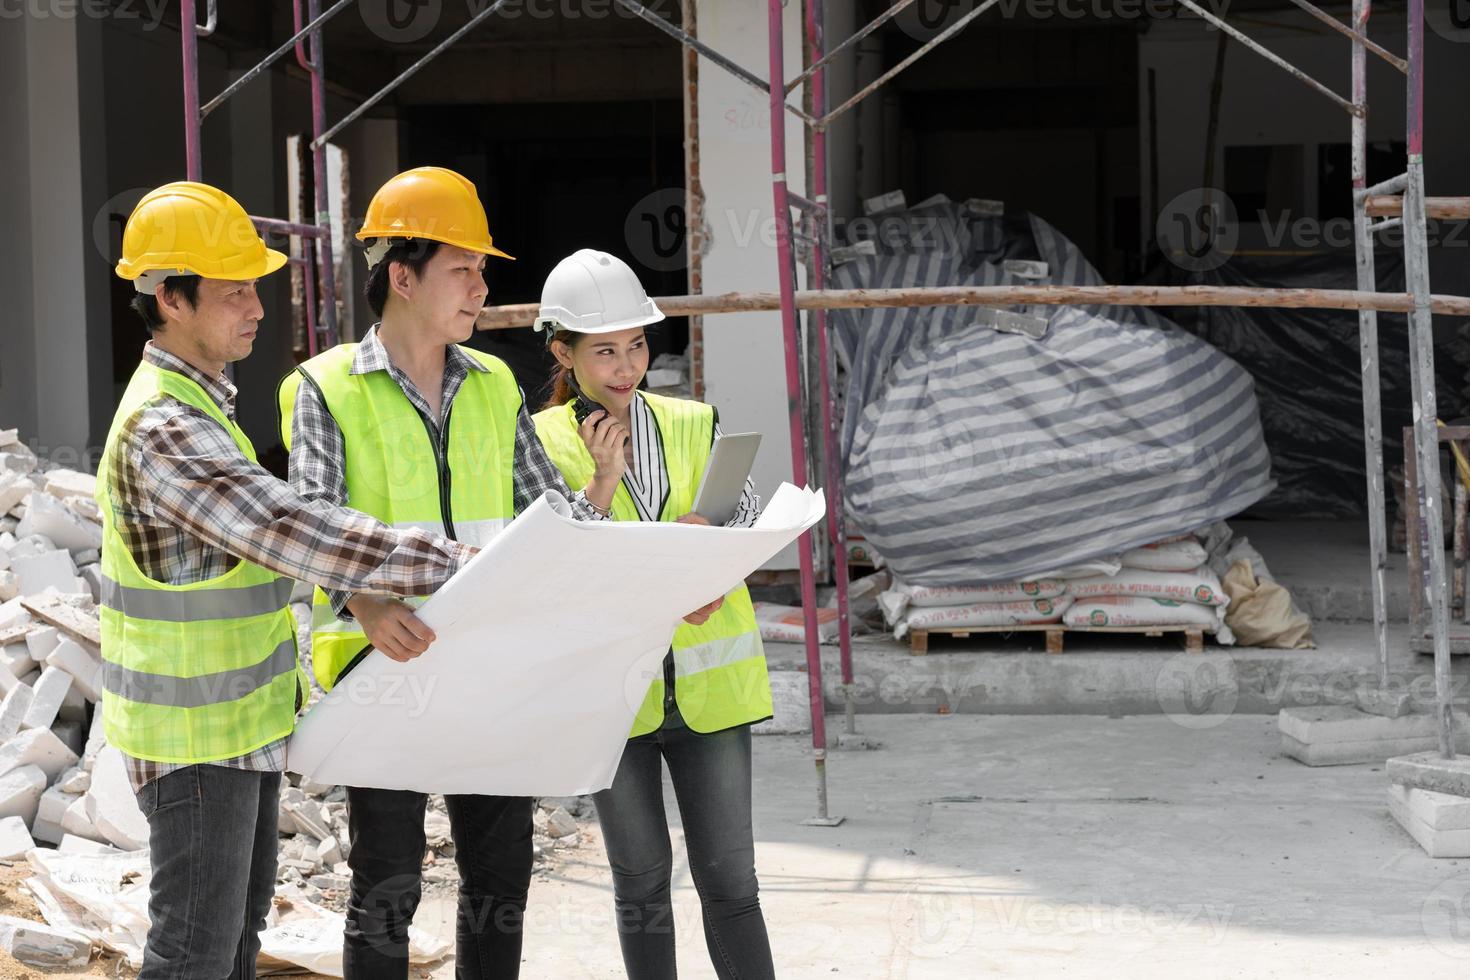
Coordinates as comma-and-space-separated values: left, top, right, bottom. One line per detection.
110, 343, 475, 790
287, 325, 606, 619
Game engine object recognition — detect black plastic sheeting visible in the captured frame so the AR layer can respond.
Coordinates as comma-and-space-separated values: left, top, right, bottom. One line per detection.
1152, 248, 1470, 518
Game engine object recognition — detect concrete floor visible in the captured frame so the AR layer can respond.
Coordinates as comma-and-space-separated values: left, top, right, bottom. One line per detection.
419, 715, 1470, 978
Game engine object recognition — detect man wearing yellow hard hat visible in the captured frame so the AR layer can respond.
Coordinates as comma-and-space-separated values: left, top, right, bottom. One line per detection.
278, 167, 614, 978
102, 181, 479, 980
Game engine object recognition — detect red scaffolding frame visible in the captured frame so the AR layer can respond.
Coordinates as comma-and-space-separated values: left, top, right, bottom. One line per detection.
179, 0, 1470, 824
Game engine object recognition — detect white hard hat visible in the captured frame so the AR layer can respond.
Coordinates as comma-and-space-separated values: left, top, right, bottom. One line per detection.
533, 248, 665, 335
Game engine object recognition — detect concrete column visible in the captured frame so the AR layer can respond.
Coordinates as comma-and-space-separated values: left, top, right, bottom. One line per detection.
695, 0, 806, 569
23, 12, 110, 464
0, 18, 38, 442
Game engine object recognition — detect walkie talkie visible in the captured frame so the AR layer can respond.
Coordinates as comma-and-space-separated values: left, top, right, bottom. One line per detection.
566, 374, 606, 426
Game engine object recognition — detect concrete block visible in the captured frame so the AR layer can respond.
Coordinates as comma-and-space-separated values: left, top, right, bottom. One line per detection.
42, 470, 95, 501
16, 494, 100, 553
545, 807, 578, 838
77, 565, 102, 604
57, 834, 117, 855
22, 666, 72, 732
17, 668, 39, 689
1381, 786, 1464, 858
36, 785, 79, 828
0, 815, 33, 858
25, 626, 59, 664
0, 444, 37, 474
0, 431, 16, 449
0, 473, 28, 515
0, 765, 47, 824
50, 719, 84, 756
87, 746, 148, 851
0, 598, 30, 632
81, 709, 104, 772
6, 534, 55, 561
30, 815, 63, 846
314, 835, 342, 867
60, 796, 106, 845
1356, 689, 1416, 719
1387, 752, 1470, 798
1279, 706, 1470, 766
0, 571, 14, 602
0, 914, 92, 968
0, 684, 33, 741
56, 766, 88, 794
0, 643, 29, 678
0, 727, 79, 782
45, 639, 101, 702
11, 551, 76, 597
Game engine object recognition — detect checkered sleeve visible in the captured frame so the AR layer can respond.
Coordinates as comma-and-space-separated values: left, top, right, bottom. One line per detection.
287, 376, 356, 620
139, 408, 473, 597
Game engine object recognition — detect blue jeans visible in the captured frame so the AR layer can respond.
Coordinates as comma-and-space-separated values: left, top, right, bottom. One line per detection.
593, 709, 775, 980
342, 787, 534, 979
136, 765, 282, 980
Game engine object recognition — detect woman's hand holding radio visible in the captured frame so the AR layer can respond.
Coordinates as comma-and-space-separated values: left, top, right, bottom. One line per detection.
581, 410, 629, 514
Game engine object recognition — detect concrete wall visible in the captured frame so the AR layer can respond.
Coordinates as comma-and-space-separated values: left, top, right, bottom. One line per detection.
1140, 15, 1470, 251
696, 0, 809, 570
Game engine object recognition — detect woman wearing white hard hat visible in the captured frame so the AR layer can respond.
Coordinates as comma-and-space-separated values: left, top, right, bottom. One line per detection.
531, 249, 776, 979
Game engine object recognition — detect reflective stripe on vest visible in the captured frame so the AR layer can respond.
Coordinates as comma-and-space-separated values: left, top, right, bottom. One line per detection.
97, 360, 306, 765
278, 343, 519, 691
531, 392, 771, 736
99, 574, 293, 622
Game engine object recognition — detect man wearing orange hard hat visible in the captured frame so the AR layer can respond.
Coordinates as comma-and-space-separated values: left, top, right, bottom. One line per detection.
278, 167, 613, 978
101, 181, 478, 979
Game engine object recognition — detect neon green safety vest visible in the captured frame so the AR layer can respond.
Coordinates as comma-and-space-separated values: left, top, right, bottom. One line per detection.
277, 343, 521, 690
533, 392, 772, 736
97, 361, 308, 764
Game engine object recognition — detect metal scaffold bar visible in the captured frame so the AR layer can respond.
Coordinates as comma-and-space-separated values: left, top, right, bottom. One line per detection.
199, 0, 356, 118
477, 284, 1470, 329
1283, 0, 1407, 72
784, 0, 916, 95
313, 0, 512, 148
1171, 0, 1364, 116
612, 0, 820, 127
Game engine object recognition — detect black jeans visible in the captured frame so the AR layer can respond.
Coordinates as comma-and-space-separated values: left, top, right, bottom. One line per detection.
136, 765, 282, 980
342, 788, 533, 979
593, 709, 775, 980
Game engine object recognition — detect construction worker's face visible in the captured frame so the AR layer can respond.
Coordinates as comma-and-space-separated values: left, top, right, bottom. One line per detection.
155, 277, 266, 369
395, 245, 488, 342
558, 328, 650, 409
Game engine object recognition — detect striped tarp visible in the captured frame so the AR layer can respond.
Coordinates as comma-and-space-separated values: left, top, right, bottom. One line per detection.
829, 202, 1274, 585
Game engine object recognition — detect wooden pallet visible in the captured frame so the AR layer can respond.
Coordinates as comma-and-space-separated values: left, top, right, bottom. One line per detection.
908, 623, 1205, 656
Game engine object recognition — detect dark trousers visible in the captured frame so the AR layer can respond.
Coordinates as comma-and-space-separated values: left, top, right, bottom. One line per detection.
136, 765, 282, 980
342, 787, 534, 979
593, 709, 775, 980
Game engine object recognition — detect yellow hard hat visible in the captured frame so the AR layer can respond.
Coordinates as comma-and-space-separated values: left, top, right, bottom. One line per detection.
356, 166, 514, 261
115, 181, 287, 285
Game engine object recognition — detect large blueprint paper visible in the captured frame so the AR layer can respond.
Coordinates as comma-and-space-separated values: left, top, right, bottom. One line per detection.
287, 484, 825, 796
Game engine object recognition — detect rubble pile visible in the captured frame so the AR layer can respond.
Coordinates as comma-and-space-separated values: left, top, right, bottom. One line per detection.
0, 430, 600, 973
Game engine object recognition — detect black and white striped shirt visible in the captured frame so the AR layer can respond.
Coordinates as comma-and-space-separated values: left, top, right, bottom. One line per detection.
622, 394, 761, 527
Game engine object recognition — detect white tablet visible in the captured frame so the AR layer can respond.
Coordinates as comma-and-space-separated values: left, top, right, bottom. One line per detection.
692, 432, 762, 526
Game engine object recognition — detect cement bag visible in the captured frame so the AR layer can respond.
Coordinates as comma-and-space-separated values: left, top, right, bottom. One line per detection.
1064, 596, 1221, 630
878, 577, 1066, 623
1066, 566, 1229, 608
753, 602, 840, 644
893, 595, 1073, 640
1120, 538, 1207, 573
1221, 558, 1315, 649
1032, 557, 1122, 580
